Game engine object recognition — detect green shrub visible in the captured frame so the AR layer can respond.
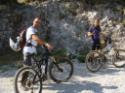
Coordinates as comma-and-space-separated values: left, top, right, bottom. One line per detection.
0, 51, 22, 65
51, 49, 67, 57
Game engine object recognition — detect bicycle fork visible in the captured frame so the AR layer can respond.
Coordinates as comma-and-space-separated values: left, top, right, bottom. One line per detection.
50, 57, 63, 72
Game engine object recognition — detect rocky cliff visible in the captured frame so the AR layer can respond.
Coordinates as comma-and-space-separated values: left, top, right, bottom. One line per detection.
0, 0, 125, 57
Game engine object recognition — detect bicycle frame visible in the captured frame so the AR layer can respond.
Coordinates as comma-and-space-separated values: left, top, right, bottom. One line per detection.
31, 46, 50, 76
31, 46, 62, 82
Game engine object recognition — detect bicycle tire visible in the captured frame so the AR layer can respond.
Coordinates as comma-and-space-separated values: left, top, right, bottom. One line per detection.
112, 49, 125, 68
85, 51, 103, 72
14, 66, 42, 93
49, 58, 73, 83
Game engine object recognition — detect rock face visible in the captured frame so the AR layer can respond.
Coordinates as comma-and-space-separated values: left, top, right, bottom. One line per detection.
0, 1, 125, 56
0, 4, 23, 55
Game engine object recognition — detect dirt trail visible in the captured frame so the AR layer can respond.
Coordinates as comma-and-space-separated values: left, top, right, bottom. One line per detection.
0, 62, 125, 93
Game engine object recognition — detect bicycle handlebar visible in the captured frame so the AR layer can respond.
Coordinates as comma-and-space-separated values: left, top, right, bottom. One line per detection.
43, 44, 49, 51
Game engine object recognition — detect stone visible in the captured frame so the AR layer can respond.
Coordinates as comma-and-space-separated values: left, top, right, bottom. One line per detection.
0, 0, 125, 57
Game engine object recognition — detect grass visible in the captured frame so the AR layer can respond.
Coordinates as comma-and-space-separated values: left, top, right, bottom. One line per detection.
51, 49, 67, 57
0, 64, 17, 73
0, 51, 22, 65
0, 50, 23, 72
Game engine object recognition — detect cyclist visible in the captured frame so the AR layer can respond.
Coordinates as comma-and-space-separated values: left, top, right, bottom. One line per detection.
87, 18, 101, 50
22, 17, 53, 89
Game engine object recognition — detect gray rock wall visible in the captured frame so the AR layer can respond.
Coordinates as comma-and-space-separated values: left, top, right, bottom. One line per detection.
0, 1, 125, 56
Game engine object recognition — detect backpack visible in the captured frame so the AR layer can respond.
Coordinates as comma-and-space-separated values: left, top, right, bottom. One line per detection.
9, 29, 27, 52
19, 29, 26, 48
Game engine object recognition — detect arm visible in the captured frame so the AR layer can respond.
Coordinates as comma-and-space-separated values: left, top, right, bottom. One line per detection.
31, 34, 53, 50
87, 26, 93, 37
31, 34, 45, 45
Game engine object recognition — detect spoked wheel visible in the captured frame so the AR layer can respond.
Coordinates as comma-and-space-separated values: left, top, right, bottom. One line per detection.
112, 49, 125, 68
14, 66, 42, 93
49, 58, 73, 83
85, 51, 103, 72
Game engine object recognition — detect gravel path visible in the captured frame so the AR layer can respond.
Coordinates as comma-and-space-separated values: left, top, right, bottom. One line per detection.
0, 62, 125, 93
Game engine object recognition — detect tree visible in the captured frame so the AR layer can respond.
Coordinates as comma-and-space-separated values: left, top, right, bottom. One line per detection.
0, 0, 18, 5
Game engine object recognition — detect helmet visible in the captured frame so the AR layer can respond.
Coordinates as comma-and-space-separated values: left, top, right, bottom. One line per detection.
9, 37, 21, 52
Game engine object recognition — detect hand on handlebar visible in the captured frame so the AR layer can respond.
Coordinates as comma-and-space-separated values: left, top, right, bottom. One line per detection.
87, 32, 93, 37
44, 43, 53, 51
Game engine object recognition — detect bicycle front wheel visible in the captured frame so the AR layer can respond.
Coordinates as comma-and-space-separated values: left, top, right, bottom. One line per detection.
112, 49, 125, 68
14, 66, 42, 93
85, 51, 103, 72
49, 58, 73, 83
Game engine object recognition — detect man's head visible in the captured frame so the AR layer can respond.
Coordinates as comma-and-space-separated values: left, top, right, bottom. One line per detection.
33, 17, 41, 28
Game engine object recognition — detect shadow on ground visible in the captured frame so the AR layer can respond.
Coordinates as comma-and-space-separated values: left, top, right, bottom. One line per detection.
44, 80, 117, 93
73, 62, 125, 78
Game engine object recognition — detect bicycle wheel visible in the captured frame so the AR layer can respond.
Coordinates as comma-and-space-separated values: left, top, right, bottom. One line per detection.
85, 51, 103, 72
112, 49, 125, 68
14, 66, 42, 93
49, 58, 73, 83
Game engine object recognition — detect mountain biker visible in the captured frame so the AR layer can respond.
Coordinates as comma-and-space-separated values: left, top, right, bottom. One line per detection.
23, 17, 52, 65
87, 18, 101, 50
22, 17, 53, 89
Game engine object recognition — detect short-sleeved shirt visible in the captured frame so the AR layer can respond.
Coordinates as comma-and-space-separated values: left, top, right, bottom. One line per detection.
89, 26, 101, 40
23, 26, 38, 54
26, 26, 38, 45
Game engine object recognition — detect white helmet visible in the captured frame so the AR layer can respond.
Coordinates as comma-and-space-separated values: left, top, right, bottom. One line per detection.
9, 37, 21, 52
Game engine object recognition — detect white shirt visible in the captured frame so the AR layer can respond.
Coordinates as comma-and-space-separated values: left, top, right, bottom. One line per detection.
23, 26, 38, 54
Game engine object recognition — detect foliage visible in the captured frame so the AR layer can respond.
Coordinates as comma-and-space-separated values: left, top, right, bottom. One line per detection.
69, 45, 90, 63
0, 50, 22, 65
77, 46, 90, 63
0, 0, 18, 5
0, 0, 125, 5
51, 49, 67, 57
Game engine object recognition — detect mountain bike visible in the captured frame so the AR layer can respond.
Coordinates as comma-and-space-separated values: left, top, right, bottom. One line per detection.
85, 44, 125, 72
14, 45, 73, 93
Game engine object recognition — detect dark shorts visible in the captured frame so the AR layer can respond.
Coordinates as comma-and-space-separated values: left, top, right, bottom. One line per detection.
92, 39, 100, 50
23, 53, 33, 66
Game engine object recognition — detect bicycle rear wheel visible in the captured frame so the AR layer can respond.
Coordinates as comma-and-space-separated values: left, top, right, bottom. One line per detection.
112, 49, 125, 68
85, 51, 103, 72
49, 58, 73, 83
14, 66, 42, 93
